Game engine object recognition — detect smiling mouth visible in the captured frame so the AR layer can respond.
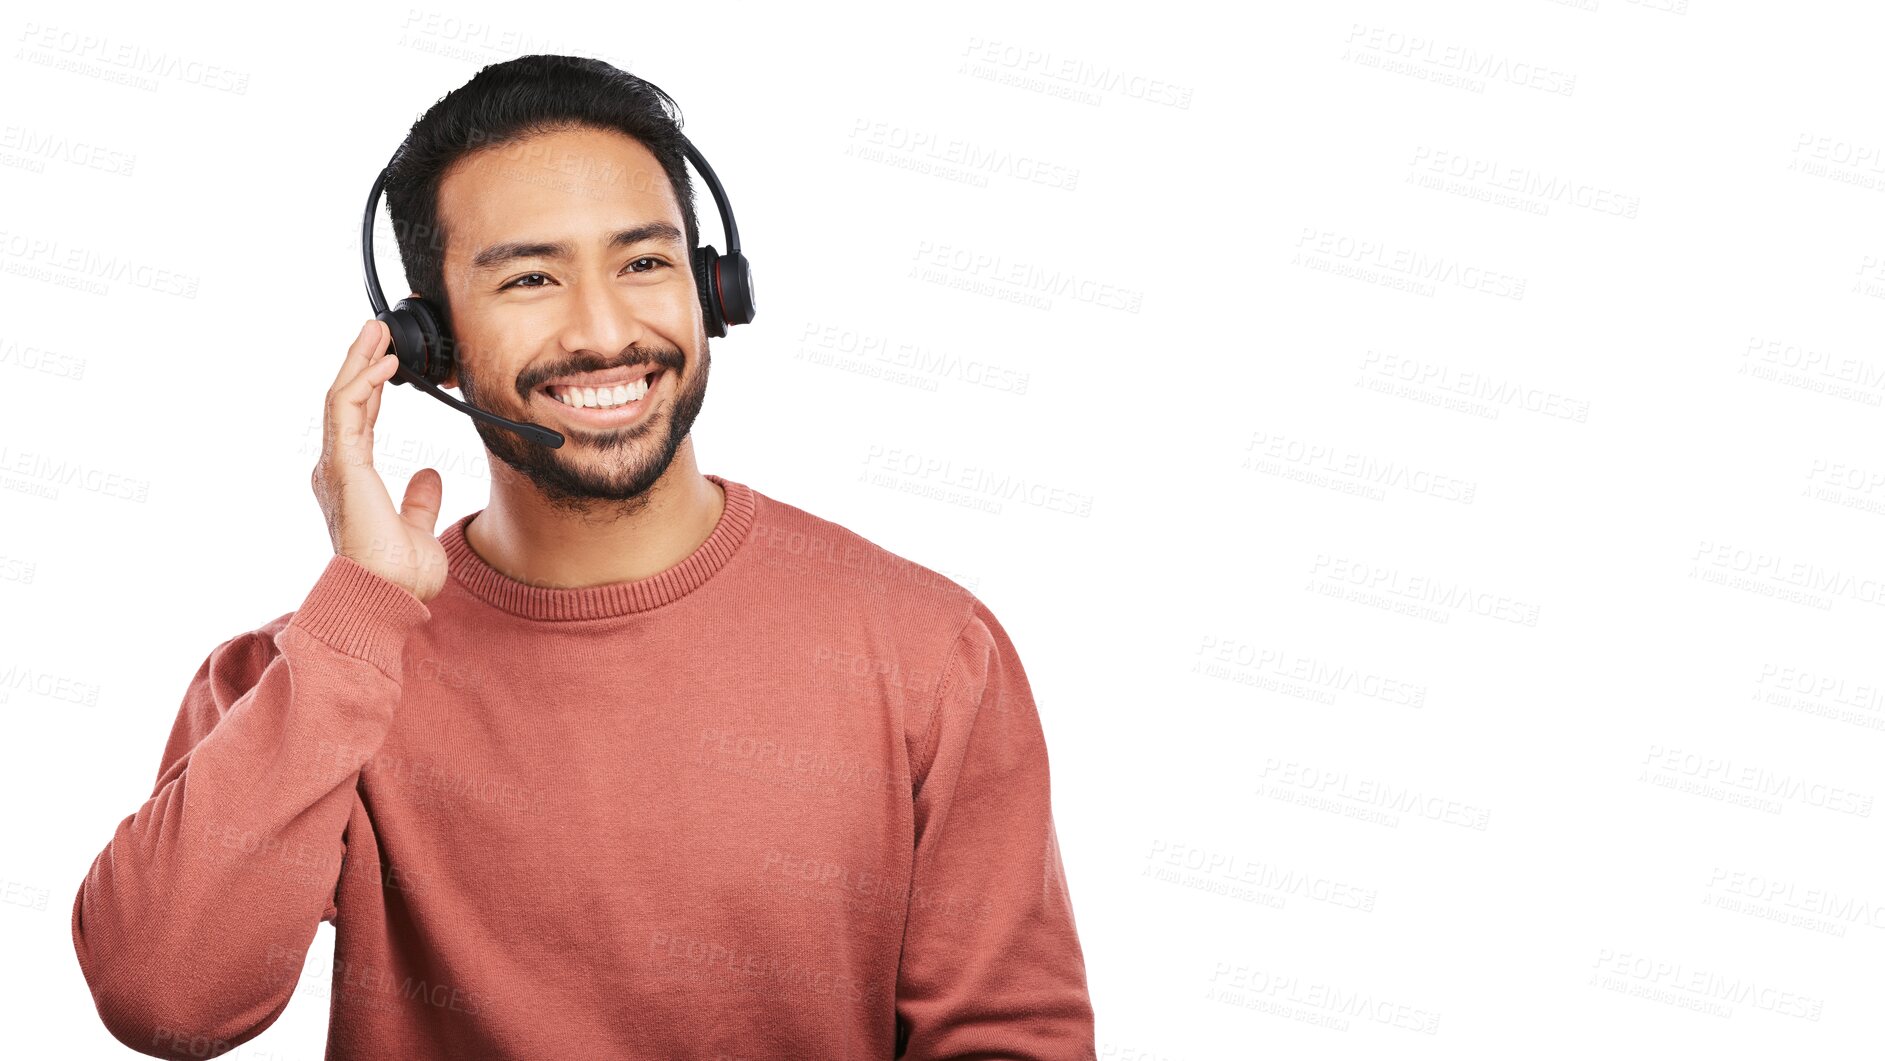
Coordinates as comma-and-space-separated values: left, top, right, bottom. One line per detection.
537, 366, 666, 412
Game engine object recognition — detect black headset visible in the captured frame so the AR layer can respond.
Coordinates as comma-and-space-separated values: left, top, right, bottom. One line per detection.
362, 132, 756, 449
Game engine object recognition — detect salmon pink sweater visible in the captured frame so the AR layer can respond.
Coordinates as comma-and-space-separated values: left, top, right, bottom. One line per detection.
71, 474, 1094, 1059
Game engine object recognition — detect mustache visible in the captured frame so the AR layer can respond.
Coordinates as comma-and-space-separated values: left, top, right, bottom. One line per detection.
512, 345, 686, 400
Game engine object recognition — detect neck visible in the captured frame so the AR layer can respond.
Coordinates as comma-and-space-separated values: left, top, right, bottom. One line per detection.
464, 437, 726, 590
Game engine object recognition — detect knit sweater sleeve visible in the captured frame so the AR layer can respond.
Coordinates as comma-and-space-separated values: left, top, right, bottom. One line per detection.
70, 554, 430, 1058
894, 598, 1096, 1060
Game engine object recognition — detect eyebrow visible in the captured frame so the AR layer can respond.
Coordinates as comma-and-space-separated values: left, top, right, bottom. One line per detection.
468, 221, 686, 273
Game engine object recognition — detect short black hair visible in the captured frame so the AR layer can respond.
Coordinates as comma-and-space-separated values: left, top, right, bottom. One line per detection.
382, 54, 699, 338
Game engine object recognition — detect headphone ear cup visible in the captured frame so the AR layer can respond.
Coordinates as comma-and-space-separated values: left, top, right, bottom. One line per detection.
376, 304, 425, 387
383, 297, 452, 385
692, 245, 727, 339
407, 297, 453, 386
715, 251, 756, 330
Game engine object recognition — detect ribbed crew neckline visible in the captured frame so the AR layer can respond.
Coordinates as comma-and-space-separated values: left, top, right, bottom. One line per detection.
439, 474, 755, 620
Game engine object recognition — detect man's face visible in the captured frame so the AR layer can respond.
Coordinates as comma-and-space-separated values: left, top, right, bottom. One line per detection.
434, 124, 709, 509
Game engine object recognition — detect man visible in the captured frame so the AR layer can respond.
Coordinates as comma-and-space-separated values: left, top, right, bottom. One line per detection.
71, 55, 1094, 1060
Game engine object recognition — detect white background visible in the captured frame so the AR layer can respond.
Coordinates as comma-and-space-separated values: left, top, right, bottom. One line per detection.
4, 0, 1884, 1057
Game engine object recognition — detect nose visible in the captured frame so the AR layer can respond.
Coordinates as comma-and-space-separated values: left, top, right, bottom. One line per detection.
556, 276, 654, 365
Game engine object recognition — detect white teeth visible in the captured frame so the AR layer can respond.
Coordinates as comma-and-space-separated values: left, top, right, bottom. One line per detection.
551, 374, 651, 408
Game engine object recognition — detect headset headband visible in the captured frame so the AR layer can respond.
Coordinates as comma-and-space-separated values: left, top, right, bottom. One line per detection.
363, 131, 746, 317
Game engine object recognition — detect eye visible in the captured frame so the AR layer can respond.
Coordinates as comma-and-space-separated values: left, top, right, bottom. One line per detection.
625, 256, 669, 274
499, 272, 552, 291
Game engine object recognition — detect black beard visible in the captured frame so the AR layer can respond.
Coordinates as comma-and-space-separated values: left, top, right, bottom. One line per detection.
457, 341, 710, 517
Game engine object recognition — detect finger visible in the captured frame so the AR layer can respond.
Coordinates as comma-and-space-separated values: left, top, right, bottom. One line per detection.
325, 352, 399, 469
324, 355, 403, 533
343, 332, 398, 402
331, 320, 389, 393
400, 468, 444, 534
365, 354, 387, 424
326, 322, 388, 416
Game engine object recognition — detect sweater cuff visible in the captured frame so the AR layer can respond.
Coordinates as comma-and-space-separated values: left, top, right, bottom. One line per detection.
287, 554, 432, 677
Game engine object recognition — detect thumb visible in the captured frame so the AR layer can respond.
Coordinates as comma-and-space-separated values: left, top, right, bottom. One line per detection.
399, 468, 444, 533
